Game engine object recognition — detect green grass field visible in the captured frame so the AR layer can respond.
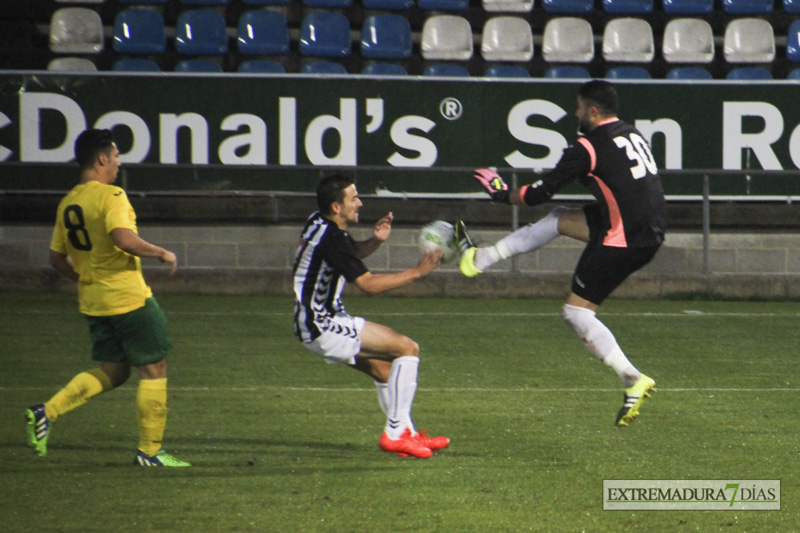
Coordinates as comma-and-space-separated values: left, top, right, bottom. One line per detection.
1, 292, 798, 532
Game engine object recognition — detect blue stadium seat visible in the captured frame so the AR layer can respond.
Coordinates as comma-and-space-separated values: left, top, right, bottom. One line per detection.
303, 0, 353, 6
363, 0, 414, 8
175, 10, 228, 55
666, 66, 713, 80
544, 65, 591, 78
242, 0, 290, 4
113, 9, 166, 55
722, 0, 773, 14
483, 65, 530, 77
418, 0, 469, 10
786, 20, 800, 62
423, 64, 470, 76
360, 14, 412, 60
787, 68, 800, 79
302, 61, 349, 74
238, 60, 286, 73
542, 0, 594, 14
237, 10, 289, 56
361, 63, 409, 75
785, 0, 800, 14
726, 67, 772, 80
118, 0, 167, 4
662, 0, 713, 14
603, 0, 654, 14
175, 59, 224, 72
606, 66, 652, 79
113, 58, 161, 72
300, 12, 351, 58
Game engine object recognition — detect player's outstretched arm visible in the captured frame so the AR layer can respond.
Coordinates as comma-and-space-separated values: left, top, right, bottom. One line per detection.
353, 212, 393, 259
49, 250, 79, 281
353, 249, 441, 295
111, 228, 178, 275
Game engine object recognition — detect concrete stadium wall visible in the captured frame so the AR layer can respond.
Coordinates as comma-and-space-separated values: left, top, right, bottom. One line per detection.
3, 223, 800, 300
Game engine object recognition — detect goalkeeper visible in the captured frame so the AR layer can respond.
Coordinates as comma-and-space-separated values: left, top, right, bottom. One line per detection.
457, 80, 667, 427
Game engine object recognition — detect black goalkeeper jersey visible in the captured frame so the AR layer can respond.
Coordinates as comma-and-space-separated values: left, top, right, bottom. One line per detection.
292, 212, 369, 342
521, 118, 667, 248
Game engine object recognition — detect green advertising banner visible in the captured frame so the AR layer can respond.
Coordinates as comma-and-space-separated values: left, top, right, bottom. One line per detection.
1, 73, 800, 196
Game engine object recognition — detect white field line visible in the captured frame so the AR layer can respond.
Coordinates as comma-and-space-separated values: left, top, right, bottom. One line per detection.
5, 310, 800, 318
2, 386, 798, 393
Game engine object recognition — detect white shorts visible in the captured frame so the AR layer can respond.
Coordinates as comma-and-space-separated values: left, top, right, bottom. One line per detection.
303, 314, 365, 365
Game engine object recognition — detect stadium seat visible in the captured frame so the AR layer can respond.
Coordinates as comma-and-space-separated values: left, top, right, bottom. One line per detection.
180, 0, 231, 5
421, 15, 473, 61
602, 18, 654, 63
666, 66, 713, 79
481, 17, 533, 62
723, 19, 775, 63
175, 59, 224, 72
303, 0, 353, 7
482, 0, 534, 11
113, 9, 166, 55
299, 12, 352, 58
603, 0, 654, 14
606, 66, 652, 79
662, 0, 713, 13
364, 0, 414, 8
301, 61, 349, 74
47, 57, 97, 71
785, 0, 800, 14
113, 58, 161, 72
721, 0, 773, 14
56, 0, 106, 3
786, 20, 800, 63
361, 62, 409, 75
542, 17, 594, 63
787, 67, 800, 79
726, 67, 773, 79
238, 60, 286, 73
483, 65, 530, 77
49, 8, 104, 54
544, 65, 591, 78
118, 0, 167, 4
662, 19, 714, 64
542, 0, 594, 14
360, 14, 412, 60
241, 0, 290, 4
418, 0, 469, 10
175, 10, 228, 55
237, 10, 289, 56
423, 64, 471, 76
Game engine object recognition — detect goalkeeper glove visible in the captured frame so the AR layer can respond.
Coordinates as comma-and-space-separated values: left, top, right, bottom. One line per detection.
474, 168, 510, 204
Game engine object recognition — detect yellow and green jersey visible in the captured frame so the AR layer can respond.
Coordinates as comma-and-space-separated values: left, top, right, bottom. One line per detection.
50, 180, 152, 316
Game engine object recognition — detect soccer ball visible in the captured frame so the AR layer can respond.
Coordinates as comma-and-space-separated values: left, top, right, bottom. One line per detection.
418, 220, 458, 263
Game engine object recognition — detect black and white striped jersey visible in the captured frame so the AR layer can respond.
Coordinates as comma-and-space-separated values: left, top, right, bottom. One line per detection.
292, 212, 369, 342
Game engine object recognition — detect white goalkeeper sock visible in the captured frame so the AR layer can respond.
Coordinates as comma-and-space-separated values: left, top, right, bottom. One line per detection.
474, 207, 565, 271
375, 381, 389, 415
561, 304, 640, 388
384, 356, 419, 439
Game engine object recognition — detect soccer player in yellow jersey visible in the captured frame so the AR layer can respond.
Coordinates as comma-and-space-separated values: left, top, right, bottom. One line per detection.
25, 128, 190, 467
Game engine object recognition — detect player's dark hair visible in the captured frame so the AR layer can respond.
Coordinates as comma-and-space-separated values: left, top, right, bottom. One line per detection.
316, 172, 355, 215
74, 128, 115, 169
578, 80, 619, 116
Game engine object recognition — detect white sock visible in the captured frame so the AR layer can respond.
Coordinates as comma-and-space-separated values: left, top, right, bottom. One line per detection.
474, 207, 565, 271
384, 356, 419, 439
561, 304, 640, 387
375, 381, 389, 415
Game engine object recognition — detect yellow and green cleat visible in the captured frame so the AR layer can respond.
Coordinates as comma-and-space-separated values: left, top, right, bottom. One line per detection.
455, 220, 483, 278
134, 449, 191, 467
25, 404, 50, 457
615, 374, 656, 427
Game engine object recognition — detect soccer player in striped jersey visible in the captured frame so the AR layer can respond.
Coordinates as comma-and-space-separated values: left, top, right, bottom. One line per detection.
25, 129, 189, 466
457, 80, 666, 427
293, 173, 449, 458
